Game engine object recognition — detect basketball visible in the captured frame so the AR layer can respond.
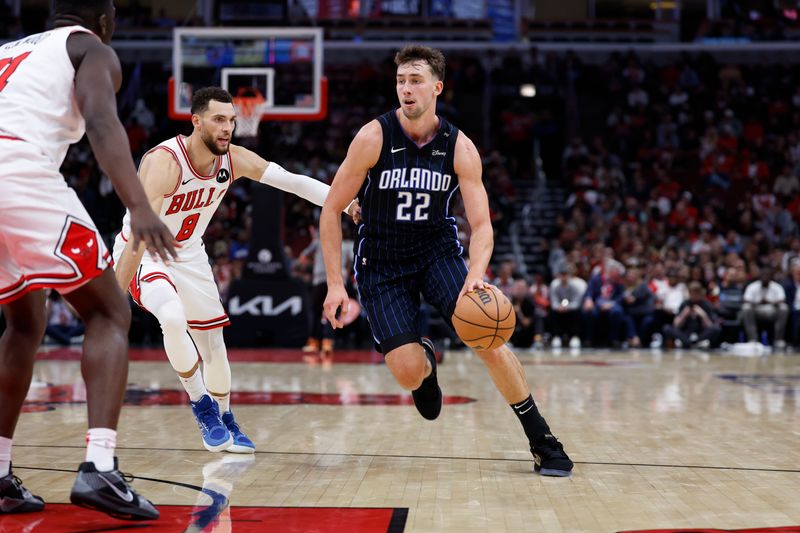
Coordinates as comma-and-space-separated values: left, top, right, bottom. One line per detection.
452, 285, 516, 350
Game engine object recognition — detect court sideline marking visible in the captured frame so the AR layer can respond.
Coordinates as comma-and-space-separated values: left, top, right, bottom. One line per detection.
14, 444, 800, 474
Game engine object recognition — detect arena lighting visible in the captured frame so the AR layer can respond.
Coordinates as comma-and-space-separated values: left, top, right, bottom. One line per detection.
520, 84, 536, 97
649, 1, 677, 8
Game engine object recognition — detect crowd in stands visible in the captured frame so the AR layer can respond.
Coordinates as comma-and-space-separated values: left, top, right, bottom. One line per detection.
12, 38, 798, 353
494, 49, 800, 352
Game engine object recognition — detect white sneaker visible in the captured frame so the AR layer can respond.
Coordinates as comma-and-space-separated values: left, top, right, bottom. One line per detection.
551, 337, 562, 349
775, 340, 787, 351
675, 339, 683, 349
568, 337, 581, 349
696, 339, 710, 349
650, 333, 663, 349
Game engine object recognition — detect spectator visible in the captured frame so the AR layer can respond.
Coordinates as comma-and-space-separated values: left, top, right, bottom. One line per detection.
663, 282, 720, 349
44, 291, 84, 346
510, 279, 537, 349
492, 260, 517, 298
742, 266, 789, 349
528, 275, 550, 348
130, 98, 155, 133
621, 266, 655, 347
716, 261, 747, 342
651, 268, 688, 347
582, 260, 627, 347
548, 264, 586, 349
782, 258, 800, 346
773, 165, 800, 199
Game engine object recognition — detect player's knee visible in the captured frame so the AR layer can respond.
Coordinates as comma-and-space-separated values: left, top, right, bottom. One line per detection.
386, 348, 429, 390
156, 301, 188, 336
160, 313, 187, 337
395, 370, 425, 390
114, 304, 132, 331
207, 330, 226, 356
473, 344, 506, 366
6, 309, 47, 342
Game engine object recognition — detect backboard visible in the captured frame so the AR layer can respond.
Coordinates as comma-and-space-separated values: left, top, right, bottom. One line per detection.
169, 27, 326, 122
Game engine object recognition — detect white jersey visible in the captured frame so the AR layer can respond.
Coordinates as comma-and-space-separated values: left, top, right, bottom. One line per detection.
119, 135, 233, 256
0, 26, 93, 166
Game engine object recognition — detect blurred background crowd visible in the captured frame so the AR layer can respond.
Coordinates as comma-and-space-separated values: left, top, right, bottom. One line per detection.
4, 0, 800, 353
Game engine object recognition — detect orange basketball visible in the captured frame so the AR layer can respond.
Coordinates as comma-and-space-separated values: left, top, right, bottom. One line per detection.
452, 285, 516, 350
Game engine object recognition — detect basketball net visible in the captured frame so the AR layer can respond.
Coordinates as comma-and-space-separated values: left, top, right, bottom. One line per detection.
232, 88, 266, 138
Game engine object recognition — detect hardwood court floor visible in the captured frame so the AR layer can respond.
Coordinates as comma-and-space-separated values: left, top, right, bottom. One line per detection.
3, 346, 800, 532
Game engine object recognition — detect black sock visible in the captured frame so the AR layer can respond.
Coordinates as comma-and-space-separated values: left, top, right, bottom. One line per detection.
510, 395, 552, 448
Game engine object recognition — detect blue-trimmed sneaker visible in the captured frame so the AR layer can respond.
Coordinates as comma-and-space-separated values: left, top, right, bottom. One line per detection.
69, 458, 158, 521
190, 394, 233, 452
411, 338, 442, 421
532, 435, 573, 477
221, 411, 255, 454
0, 465, 44, 514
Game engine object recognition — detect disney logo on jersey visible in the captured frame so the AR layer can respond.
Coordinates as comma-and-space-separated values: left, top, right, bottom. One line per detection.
431, 150, 446, 156
216, 168, 230, 183
378, 168, 452, 192
164, 187, 226, 215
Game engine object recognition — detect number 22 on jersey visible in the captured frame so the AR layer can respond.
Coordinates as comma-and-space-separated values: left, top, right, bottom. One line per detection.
396, 191, 430, 221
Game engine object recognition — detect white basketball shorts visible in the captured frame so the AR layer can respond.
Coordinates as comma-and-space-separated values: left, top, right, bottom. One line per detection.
112, 235, 230, 330
0, 137, 110, 304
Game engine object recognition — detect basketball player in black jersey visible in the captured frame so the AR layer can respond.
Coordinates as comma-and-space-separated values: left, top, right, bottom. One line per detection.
320, 45, 572, 476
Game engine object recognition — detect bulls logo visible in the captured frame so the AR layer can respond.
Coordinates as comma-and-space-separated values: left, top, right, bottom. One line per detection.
216, 168, 230, 183
55, 217, 105, 277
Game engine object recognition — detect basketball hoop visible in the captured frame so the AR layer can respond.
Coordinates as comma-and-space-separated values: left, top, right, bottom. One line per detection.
232, 88, 266, 138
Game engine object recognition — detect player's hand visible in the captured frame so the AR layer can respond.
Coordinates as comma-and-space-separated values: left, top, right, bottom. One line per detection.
347, 199, 362, 224
129, 205, 179, 263
458, 276, 487, 299
324, 283, 350, 329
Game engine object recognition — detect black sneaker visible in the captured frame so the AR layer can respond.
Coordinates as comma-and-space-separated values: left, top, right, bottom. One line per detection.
69, 458, 159, 521
532, 435, 573, 477
412, 338, 442, 420
0, 465, 44, 514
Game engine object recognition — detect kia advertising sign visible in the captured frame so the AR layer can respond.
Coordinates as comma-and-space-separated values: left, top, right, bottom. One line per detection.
225, 278, 310, 346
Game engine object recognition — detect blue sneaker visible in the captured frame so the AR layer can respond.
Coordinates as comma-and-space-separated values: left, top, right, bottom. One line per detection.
221, 411, 255, 454
190, 395, 233, 452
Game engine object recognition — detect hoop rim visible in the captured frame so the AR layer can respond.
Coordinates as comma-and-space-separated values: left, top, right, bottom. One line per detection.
232, 92, 267, 116
167, 76, 328, 122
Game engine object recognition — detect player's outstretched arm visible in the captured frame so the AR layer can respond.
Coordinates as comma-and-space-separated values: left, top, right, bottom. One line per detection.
68, 33, 177, 262
114, 150, 181, 291
321, 121, 381, 328
228, 145, 357, 215
455, 131, 493, 298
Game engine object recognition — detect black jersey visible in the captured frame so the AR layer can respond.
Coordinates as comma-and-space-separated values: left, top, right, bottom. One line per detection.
354, 110, 462, 263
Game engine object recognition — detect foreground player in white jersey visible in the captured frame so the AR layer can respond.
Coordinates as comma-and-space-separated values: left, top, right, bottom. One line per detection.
0, 0, 176, 521
115, 87, 358, 453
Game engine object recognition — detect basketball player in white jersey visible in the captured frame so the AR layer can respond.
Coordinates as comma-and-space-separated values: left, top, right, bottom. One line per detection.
0, 0, 175, 521
114, 87, 358, 454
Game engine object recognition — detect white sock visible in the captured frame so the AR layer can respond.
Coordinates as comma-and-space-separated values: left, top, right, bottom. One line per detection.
0, 436, 11, 477
181, 369, 207, 402
85, 428, 116, 472
211, 393, 230, 414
